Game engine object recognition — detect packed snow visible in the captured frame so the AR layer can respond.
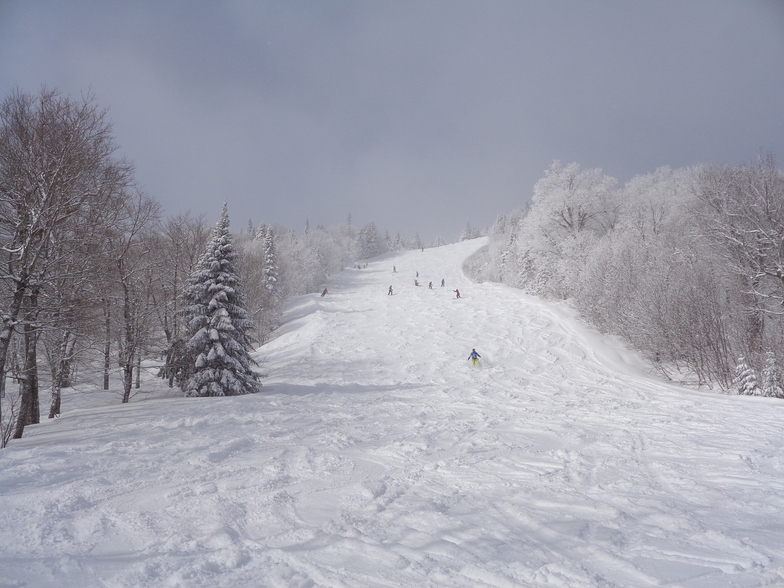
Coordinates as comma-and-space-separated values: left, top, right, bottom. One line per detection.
1, 238, 783, 587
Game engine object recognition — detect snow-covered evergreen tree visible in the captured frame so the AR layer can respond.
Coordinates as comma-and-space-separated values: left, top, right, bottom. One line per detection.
263, 226, 281, 303
253, 222, 268, 242
762, 351, 784, 398
257, 225, 283, 343
459, 222, 480, 241
358, 222, 383, 258
733, 357, 759, 396
179, 204, 260, 397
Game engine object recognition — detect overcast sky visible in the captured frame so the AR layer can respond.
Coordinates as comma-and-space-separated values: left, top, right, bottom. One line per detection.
1, 1, 783, 242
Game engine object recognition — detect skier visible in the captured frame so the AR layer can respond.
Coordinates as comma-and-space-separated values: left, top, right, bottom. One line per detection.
468, 348, 481, 366
393, 265, 396, 273
388, 285, 393, 295
454, 288, 460, 298
321, 288, 328, 297
441, 278, 445, 287
414, 279, 419, 287
428, 281, 433, 289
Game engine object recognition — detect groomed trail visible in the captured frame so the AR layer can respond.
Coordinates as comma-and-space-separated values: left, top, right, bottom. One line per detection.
1, 238, 784, 587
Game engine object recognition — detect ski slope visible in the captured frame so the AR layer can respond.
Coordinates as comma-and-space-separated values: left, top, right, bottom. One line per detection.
1, 238, 783, 587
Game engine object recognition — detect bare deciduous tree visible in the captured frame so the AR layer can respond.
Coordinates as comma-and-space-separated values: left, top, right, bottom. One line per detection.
102, 189, 161, 404
0, 88, 134, 437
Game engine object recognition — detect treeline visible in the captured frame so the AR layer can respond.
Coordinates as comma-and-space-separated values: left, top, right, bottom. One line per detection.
469, 159, 784, 397
0, 88, 432, 446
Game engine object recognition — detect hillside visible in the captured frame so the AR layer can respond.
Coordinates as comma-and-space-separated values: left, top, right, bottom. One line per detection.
1, 238, 783, 587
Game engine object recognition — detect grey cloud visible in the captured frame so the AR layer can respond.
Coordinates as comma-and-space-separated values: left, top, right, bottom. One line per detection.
1, 0, 783, 241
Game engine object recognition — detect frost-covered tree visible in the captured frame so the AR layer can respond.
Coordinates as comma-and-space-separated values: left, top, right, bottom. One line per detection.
358, 222, 386, 258
431, 236, 446, 247
733, 357, 759, 396
263, 227, 281, 302
255, 225, 283, 343
516, 161, 619, 297
276, 230, 323, 296
762, 351, 784, 398
695, 155, 784, 357
408, 232, 423, 250
459, 222, 483, 242
179, 204, 260, 397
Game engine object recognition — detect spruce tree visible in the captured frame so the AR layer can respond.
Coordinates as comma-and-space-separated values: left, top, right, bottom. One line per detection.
179, 204, 260, 396
762, 351, 784, 398
358, 222, 380, 258
263, 227, 281, 305
256, 225, 282, 343
733, 357, 759, 396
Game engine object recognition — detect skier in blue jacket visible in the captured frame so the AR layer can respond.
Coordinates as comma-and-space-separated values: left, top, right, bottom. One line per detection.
468, 349, 481, 366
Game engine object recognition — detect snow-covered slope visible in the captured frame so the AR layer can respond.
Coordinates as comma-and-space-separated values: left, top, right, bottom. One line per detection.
1, 238, 783, 587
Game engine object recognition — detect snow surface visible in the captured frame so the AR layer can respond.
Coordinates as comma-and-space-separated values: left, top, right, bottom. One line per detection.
2, 238, 784, 587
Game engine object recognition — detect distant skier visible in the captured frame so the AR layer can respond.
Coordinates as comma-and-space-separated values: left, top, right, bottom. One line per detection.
393, 265, 396, 273
428, 281, 433, 289
454, 289, 460, 298
414, 279, 419, 287
468, 349, 481, 366
388, 285, 393, 295
321, 288, 328, 297
441, 278, 445, 287
416, 271, 419, 278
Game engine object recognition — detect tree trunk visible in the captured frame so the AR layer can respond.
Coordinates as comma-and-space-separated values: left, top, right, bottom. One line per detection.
103, 300, 111, 390
120, 282, 136, 404
14, 289, 41, 439
0, 279, 29, 400
49, 330, 76, 419
121, 362, 134, 403
59, 330, 76, 389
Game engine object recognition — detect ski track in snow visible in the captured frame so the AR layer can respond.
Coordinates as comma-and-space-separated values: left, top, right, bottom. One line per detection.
1, 238, 784, 587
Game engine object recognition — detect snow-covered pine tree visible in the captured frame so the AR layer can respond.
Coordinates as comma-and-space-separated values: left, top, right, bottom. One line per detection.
459, 222, 476, 241
263, 227, 280, 301
179, 204, 260, 397
733, 357, 759, 396
257, 225, 282, 343
762, 351, 784, 398
358, 222, 381, 258
253, 222, 268, 242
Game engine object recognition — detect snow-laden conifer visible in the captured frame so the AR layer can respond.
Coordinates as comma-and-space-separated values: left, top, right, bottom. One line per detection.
358, 222, 384, 258
733, 357, 759, 396
263, 226, 281, 304
761, 351, 784, 398
180, 204, 260, 396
